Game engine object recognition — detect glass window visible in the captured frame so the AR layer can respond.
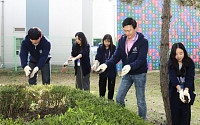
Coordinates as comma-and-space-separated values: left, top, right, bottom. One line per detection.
72, 38, 75, 45
16, 38, 23, 55
93, 39, 102, 46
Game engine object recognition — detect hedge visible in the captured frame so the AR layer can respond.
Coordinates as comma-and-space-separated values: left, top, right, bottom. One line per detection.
0, 84, 151, 125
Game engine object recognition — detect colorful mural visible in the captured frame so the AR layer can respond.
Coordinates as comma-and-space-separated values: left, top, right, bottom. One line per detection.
117, 0, 200, 70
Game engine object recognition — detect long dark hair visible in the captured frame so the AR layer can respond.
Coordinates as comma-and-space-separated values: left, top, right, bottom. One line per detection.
74, 32, 88, 55
102, 34, 115, 55
169, 42, 190, 77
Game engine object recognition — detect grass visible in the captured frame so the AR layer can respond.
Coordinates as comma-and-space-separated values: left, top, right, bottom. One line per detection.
0, 66, 200, 125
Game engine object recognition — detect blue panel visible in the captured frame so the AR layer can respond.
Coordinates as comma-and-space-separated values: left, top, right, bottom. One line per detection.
184, 25, 187, 29
124, 9, 128, 13
117, 64, 122, 71
26, 0, 49, 36
155, 25, 159, 28
138, 6, 142, 10
156, 49, 159, 52
184, 39, 188, 42
117, 9, 120, 13
117, 1, 120, 5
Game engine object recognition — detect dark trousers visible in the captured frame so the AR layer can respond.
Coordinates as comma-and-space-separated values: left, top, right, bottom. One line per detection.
99, 75, 115, 100
170, 97, 191, 125
76, 66, 90, 91
29, 62, 51, 85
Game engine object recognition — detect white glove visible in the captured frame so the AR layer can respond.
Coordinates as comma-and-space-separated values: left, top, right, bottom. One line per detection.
179, 89, 185, 103
92, 64, 97, 71
183, 89, 191, 103
96, 64, 107, 73
120, 65, 131, 76
64, 61, 69, 67
68, 58, 76, 63
24, 65, 32, 77
30, 66, 39, 78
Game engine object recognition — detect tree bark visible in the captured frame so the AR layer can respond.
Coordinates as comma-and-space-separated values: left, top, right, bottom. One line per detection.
160, 0, 172, 125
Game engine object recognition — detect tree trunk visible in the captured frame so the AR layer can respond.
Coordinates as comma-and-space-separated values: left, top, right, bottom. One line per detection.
160, 0, 172, 125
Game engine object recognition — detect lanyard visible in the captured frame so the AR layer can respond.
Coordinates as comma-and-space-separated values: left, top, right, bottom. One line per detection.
105, 49, 110, 60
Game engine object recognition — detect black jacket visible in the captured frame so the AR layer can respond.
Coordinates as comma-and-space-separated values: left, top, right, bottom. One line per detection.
71, 43, 91, 76
95, 44, 116, 81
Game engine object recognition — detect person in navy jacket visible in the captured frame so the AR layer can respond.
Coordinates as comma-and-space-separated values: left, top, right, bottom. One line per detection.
20, 27, 51, 85
92, 34, 116, 101
168, 43, 196, 125
96, 17, 148, 120
64, 32, 91, 91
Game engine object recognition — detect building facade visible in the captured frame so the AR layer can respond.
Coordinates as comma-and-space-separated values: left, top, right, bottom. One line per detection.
0, 0, 116, 68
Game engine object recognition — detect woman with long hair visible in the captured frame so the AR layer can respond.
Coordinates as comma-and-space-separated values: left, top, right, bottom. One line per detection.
92, 34, 116, 101
64, 32, 91, 91
168, 42, 196, 125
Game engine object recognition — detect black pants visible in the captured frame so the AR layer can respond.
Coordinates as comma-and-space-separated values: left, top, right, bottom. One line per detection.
29, 62, 51, 85
99, 75, 115, 100
170, 96, 191, 125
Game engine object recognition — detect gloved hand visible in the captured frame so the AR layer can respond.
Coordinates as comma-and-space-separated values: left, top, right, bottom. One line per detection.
120, 65, 131, 76
24, 65, 32, 77
92, 64, 97, 71
64, 61, 69, 67
179, 89, 185, 103
68, 58, 76, 63
183, 89, 191, 103
30, 66, 39, 78
96, 64, 107, 73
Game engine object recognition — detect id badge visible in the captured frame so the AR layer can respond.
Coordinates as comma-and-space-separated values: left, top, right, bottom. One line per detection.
180, 85, 184, 90
77, 59, 80, 66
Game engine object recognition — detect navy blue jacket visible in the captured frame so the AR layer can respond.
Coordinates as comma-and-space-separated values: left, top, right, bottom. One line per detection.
20, 35, 51, 69
105, 32, 148, 75
71, 43, 91, 76
95, 44, 116, 81
168, 58, 196, 105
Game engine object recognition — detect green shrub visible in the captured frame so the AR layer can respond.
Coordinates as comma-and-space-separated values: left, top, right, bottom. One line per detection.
0, 85, 28, 118
0, 85, 151, 125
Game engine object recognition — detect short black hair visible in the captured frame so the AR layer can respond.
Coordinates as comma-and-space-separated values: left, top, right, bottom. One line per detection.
122, 17, 137, 29
28, 27, 42, 40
